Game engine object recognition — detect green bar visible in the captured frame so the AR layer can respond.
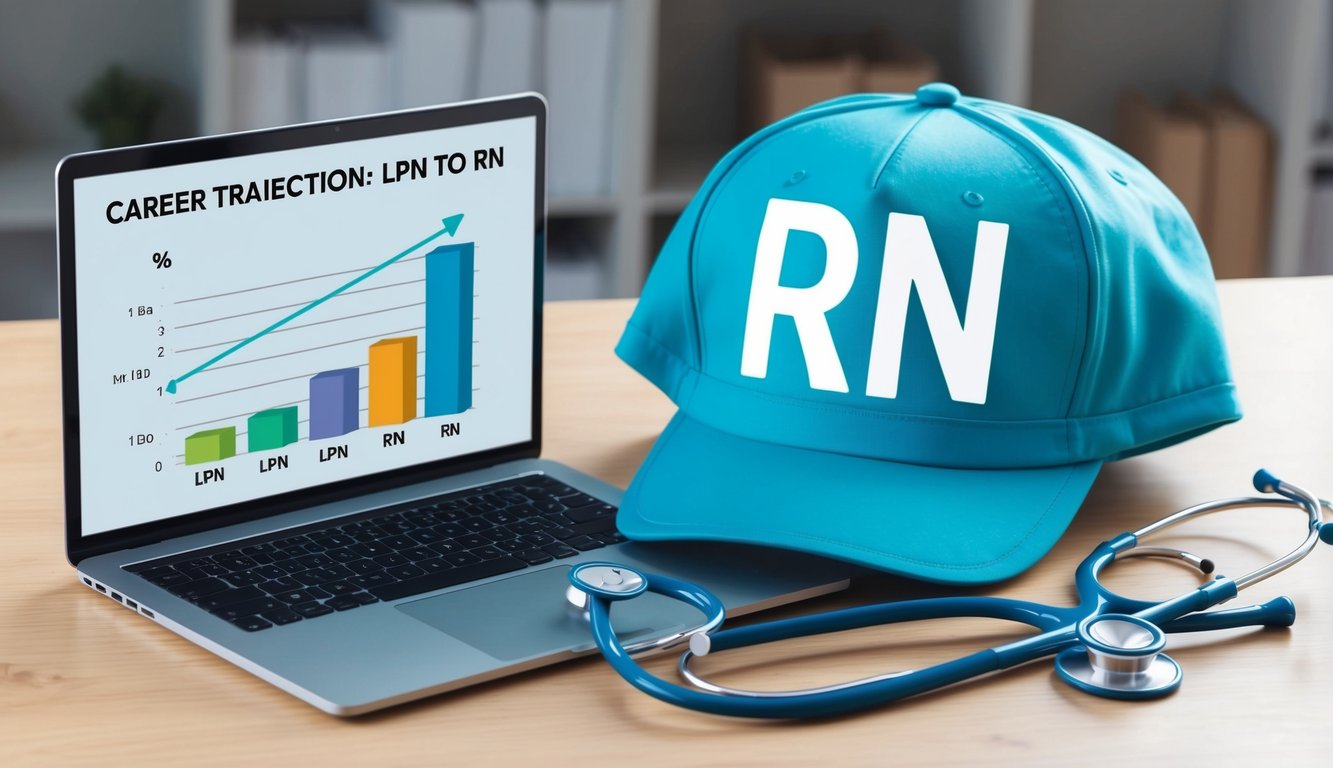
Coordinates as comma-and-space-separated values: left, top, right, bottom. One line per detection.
247, 406, 298, 452
184, 427, 237, 465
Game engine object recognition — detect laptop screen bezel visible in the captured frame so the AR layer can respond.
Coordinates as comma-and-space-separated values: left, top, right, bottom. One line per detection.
58, 95, 546, 566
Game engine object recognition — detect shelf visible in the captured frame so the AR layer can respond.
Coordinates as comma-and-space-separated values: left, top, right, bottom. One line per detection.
649, 142, 728, 213
0, 145, 77, 230
0, 0, 1324, 290
1310, 137, 1333, 167
548, 195, 618, 217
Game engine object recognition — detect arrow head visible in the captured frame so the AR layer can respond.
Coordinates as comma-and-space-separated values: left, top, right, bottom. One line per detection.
441, 214, 464, 236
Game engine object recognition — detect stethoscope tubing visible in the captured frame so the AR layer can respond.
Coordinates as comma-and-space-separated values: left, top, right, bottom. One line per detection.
587, 575, 1270, 718
576, 472, 1326, 718
589, 588, 1013, 718
697, 595, 1072, 653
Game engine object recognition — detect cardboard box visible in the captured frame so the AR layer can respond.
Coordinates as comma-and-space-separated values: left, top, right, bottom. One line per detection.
1177, 93, 1273, 278
862, 35, 939, 95
742, 31, 939, 134
1116, 91, 1209, 236
743, 34, 860, 134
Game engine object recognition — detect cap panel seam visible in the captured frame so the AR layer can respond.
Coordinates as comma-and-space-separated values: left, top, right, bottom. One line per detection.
950, 104, 1086, 457
954, 103, 1105, 431
678, 203, 704, 373
872, 108, 935, 189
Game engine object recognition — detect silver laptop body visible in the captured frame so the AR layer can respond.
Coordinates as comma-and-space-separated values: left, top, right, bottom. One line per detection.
58, 95, 851, 715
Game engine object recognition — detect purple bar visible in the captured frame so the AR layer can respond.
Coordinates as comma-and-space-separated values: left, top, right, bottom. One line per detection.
309, 368, 359, 440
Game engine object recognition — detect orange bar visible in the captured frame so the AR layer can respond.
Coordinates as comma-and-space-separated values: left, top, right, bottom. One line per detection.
368, 336, 417, 426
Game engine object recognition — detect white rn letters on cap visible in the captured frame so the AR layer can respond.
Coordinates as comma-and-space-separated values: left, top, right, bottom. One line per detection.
740, 198, 1009, 405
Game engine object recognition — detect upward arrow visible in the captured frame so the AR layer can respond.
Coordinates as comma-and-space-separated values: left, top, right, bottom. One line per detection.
441, 213, 464, 236
165, 214, 465, 395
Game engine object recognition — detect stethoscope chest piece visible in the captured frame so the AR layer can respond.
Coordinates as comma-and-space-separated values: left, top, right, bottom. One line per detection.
1054, 614, 1182, 700
569, 563, 648, 600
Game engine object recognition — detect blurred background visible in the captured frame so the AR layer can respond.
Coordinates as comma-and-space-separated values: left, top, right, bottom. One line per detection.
1, 0, 1331, 320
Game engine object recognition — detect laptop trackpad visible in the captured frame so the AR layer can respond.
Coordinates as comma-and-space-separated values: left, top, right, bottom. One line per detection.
396, 565, 702, 662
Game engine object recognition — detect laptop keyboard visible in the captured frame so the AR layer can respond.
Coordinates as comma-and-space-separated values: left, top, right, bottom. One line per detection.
125, 474, 622, 632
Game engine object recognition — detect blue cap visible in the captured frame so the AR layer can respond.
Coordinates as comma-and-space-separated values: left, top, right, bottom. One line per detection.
615, 84, 1241, 584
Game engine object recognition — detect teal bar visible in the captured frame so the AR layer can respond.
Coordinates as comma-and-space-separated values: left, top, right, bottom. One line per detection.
425, 242, 474, 416
247, 406, 298, 452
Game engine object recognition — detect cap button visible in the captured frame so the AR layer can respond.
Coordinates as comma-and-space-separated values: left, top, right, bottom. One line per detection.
916, 82, 960, 108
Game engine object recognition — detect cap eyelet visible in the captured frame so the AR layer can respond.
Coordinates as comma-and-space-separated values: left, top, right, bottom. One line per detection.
1108, 169, 1128, 185
784, 170, 808, 187
961, 190, 984, 207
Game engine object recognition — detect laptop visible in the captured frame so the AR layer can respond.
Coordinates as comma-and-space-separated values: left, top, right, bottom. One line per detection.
56, 94, 851, 715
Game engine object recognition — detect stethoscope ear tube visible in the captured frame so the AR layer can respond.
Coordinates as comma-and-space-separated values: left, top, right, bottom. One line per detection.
572, 472, 1329, 718
1159, 596, 1296, 632
587, 583, 1019, 718
581, 579, 777, 718
578, 573, 1020, 718
576, 568, 910, 718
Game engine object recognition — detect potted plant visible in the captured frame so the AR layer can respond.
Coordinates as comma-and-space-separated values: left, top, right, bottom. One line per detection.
74, 65, 162, 148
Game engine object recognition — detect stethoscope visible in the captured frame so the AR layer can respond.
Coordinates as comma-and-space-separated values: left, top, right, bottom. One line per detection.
567, 470, 1332, 718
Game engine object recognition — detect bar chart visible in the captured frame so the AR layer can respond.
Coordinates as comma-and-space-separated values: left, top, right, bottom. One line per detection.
176, 234, 478, 466
72, 112, 538, 534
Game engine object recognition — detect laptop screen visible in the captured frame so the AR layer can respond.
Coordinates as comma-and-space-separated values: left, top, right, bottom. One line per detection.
68, 108, 538, 537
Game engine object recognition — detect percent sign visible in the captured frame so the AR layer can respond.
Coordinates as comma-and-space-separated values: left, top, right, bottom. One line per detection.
152, 251, 172, 269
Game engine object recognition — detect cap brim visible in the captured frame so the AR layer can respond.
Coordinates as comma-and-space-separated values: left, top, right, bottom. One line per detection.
618, 412, 1101, 584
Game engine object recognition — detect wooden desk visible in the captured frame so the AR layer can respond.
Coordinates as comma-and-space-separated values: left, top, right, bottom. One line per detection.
3, 279, 1331, 764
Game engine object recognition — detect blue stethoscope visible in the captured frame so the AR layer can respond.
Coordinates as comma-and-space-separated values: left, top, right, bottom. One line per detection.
568, 470, 1332, 718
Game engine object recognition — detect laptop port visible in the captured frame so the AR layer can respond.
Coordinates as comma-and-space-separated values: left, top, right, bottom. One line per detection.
111, 592, 123, 602
82, 577, 92, 586
141, 608, 155, 618
126, 599, 139, 610
95, 583, 106, 593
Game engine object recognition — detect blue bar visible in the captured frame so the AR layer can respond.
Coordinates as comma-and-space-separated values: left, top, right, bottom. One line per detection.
425, 242, 474, 416
309, 367, 359, 439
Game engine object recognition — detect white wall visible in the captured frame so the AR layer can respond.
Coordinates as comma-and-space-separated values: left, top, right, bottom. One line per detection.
1030, 0, 1229, 140
0, 0, 196, 146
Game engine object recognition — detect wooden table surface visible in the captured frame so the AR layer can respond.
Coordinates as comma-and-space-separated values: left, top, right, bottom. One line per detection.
3, 279, 1331, 765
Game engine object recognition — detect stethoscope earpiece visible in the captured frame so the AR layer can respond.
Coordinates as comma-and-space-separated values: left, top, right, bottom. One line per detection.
1053, 614, 1182, 700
